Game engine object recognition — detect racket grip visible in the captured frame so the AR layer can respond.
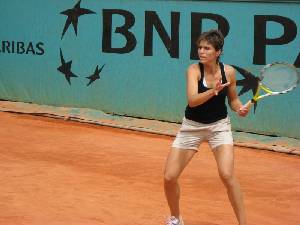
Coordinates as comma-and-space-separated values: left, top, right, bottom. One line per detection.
243, 99, 255, 111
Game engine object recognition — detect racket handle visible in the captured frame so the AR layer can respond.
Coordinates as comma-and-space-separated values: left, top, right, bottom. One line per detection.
243, 99, 255, 111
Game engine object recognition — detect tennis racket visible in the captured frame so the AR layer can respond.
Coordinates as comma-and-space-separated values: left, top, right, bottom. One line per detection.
243, 62, 300, 111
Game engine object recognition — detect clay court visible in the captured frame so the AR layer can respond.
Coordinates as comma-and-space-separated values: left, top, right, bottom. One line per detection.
0, 111, 299, 225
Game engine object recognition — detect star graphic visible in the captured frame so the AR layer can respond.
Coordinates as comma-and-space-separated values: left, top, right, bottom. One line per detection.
86, 64, 105, 86
57, 48, 78, 85
231, 65, 260, 112
60, 0, 95, 39
232, 65, 259, 96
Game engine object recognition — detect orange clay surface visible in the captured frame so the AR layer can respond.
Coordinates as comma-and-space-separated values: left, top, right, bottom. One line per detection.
0, 111, 299, 225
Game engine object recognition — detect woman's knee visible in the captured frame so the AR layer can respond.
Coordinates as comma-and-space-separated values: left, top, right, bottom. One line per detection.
219, 170, 234, 184
164, 171, 179, 183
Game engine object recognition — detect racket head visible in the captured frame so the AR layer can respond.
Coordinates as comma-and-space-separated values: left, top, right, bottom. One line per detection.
259, 62, 300, 93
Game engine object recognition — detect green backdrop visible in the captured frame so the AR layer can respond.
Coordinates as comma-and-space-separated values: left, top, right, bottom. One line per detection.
0, 0, 299, 139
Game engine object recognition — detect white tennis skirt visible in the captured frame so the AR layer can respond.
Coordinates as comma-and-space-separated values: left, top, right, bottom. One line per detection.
172, 116, 233, 151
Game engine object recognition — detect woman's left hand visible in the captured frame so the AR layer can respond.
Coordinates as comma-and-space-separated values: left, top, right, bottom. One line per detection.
237, 105, 250, 117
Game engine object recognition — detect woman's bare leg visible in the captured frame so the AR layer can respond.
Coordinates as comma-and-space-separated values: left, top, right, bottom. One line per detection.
213, 144, 247, 225
164, 148, 196, 218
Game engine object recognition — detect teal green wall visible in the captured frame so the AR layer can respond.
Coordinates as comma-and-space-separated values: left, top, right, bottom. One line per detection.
0, 0, 299, 139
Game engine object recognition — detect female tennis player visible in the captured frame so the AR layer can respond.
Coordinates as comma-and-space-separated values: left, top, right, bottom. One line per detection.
164, 29, 250, 225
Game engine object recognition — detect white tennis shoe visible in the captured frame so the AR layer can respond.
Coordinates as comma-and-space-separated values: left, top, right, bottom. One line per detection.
166, 216, 184, 225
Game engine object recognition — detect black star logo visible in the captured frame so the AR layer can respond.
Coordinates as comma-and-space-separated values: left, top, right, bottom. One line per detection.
60, 0, 95, 39
86, 64, 105, 86
57, 48, 78, 85
232, 65, 260, 112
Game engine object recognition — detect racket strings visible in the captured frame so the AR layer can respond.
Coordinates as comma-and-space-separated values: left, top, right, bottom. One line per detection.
260, 64, 300, 92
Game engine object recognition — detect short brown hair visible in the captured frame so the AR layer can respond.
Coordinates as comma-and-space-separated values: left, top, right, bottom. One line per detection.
196, 29, 224, 51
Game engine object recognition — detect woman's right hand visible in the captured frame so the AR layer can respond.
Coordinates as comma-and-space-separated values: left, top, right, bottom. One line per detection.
213, 79, 230, 95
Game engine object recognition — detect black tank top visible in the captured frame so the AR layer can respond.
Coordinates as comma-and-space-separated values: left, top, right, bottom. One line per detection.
185, 62, 228, 124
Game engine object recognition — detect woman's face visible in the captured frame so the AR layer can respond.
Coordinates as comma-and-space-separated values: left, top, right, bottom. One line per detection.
197, 40, 221, 64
